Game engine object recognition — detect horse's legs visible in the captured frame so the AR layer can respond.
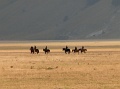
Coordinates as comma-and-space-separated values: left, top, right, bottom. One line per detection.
31, 50, 34, 54
65, 51, 66, 54
31, 50, 33, 54
68, 51, 70, 54
81, 51, 82, 53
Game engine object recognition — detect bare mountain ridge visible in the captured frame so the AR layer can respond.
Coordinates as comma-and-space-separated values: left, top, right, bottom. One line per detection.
0, 0, 120, 40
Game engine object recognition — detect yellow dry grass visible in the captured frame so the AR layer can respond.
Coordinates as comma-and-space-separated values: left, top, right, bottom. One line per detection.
0, 41, 120, 89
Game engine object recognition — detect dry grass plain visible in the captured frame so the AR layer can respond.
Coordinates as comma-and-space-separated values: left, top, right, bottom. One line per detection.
0, 40, 120, 89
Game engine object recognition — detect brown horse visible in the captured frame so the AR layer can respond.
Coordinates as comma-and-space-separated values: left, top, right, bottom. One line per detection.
72, 49, 81, 54
34, 48, 39, 54
79, 48, 87, 53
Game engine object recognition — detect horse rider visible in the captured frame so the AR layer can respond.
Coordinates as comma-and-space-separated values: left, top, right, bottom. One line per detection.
66, 46, 68, 50
45, 46, 48, 50
75, 46, 77, 51
82, 46, 84, 49
34, 46, 36, 50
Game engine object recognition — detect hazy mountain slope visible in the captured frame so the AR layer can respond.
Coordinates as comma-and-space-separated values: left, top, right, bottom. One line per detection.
0, 0, 120, 40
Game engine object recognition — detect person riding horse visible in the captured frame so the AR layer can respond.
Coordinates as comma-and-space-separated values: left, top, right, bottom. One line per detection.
63, 46, 70, 54
34, 46, 36, 50
82, 46, 84, 49
33, 46, 39, 54
66, 46, 68, 50
75, 46, 77, 51
72, 47, 81, 54
43, 46, 50, 54
80, 46, 87, 53
45, 46, 47, 50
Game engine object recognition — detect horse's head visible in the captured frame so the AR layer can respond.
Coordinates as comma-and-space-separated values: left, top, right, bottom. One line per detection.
72, 49, 74, 52
63, 48, 66, 51
43, 49, 45, 51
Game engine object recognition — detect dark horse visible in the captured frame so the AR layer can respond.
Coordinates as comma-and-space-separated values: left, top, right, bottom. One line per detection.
43, 49, 50, 54
63, 48, 70, 54
30, 46, 34, 54
72, 49, 81, 54
34, 46, 39, 54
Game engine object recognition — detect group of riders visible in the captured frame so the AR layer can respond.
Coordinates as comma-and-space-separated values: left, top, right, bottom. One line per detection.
65, 46, 84, 50
30, 45, 86, 54
30, 46, 49, 54
30, 46, 40, 54
64, 46, 86, 54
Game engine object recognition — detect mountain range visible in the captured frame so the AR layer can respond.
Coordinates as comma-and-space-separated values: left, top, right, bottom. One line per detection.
0, 0, 120, 40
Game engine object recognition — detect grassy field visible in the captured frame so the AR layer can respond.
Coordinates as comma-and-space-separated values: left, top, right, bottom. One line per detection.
0, 41, 120, 89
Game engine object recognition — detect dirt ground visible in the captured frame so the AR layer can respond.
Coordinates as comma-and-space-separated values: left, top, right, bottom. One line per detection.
0, 41, 120, 89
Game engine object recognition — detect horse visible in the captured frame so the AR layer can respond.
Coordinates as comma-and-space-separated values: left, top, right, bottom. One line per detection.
30, 46, 34, 54
63, 48, 70, 54
43, 49, 50, 54
34, 48, 39, 54
79, 48, 87, 53
72, 49, 81, 54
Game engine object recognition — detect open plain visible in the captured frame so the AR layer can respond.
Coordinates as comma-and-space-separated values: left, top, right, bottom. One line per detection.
0, 40, 120, 89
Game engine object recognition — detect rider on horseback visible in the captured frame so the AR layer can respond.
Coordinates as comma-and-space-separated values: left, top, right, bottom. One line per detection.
34, 46, 36, 50
66, 46, 68, 50
45, 46, 47, 50
82, 46, 84, 49
43, 46, 50, 54
75, 46, 77, 51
